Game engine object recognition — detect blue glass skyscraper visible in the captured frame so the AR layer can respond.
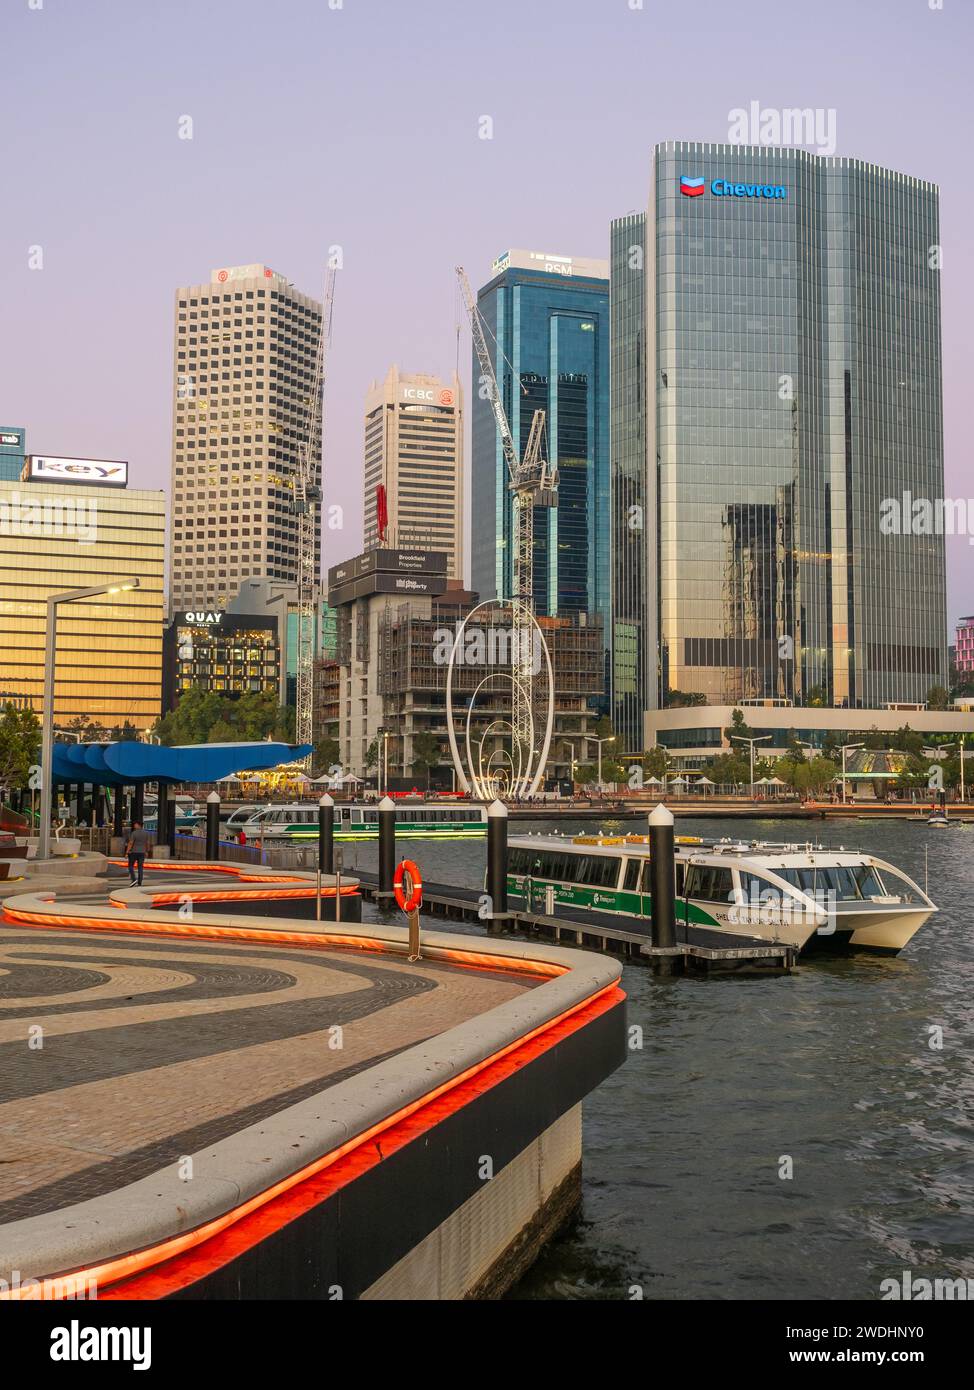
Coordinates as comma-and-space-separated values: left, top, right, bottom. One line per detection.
471, 250, 610, 695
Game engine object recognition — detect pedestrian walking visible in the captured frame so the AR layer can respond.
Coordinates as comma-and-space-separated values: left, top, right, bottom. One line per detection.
126, 820, 149, 886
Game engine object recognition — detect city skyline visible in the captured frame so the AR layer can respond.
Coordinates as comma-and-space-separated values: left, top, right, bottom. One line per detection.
2, 0, 972, 634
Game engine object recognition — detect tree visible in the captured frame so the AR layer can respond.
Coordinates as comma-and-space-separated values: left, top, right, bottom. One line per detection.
600, 758, 625, 787
706, 752, 751, 786
724, 708, 754, 744
804, 757, 839, 795
364, 738, 379, 771
411, 731, 442, 791
0, 704, 40, 799
642, 746, 671, 780
664, 688, 707, 707
153, 686, 293, 746
805, 684, 828, 707
575, 763, 599, 787
313, 736, 341, 778
926, 684, 949, 711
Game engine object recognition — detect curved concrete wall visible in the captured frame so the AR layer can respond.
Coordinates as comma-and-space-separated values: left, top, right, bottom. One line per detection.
0, 890, 621, 1289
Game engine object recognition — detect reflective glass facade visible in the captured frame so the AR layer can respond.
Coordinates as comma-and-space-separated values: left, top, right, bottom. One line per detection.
0, 480, 165, 728
643, 142, 946, 712
610, 215, 647, 749
0, 426, 26, 483
471, 258, 610, 693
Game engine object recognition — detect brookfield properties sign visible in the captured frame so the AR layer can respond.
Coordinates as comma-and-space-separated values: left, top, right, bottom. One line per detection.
680, 174, 787, 199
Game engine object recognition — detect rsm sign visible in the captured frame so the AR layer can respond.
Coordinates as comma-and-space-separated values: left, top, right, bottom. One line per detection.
680, 174, 787, 200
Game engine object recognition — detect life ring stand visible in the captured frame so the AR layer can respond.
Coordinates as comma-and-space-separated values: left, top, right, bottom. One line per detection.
394, 858, 423, 914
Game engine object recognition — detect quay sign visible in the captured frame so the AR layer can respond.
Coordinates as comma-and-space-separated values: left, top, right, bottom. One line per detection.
680, 174, 788, 200
181, 611, 223, 626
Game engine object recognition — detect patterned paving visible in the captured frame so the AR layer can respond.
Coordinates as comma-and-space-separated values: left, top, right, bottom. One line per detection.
0, 920, 535, 1222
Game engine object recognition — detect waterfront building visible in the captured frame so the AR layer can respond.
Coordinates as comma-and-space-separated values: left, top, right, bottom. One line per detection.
227, 576, 335, 707
0, 426, 26, 483
161, 609, 280, 713
470, 249, 610, 688
0, 468, 164, 729
648, 702, 974, 770
327, 547, 603, 786
609, 214, 647, 751
169, 264, 323, 612
362, 366, 464, 580
614, 142, 946, 728
955, 616, 974, 675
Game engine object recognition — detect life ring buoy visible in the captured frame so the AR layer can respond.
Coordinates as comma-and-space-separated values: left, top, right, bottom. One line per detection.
394, 858, 423, 913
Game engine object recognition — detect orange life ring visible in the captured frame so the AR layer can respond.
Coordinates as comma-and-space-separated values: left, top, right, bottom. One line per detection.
394, 858, 423, 913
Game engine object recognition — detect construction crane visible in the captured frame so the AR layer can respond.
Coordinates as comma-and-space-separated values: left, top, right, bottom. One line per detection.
294, 267, 336, 762
455, 266, 558, 797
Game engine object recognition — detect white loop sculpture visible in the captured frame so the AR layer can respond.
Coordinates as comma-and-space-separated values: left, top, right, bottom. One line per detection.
445, 600, 554, 802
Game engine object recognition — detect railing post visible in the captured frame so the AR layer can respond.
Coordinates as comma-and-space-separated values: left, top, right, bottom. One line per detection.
487, 799, 508, 919
648, 802, 676, 949
378, 795, 396, 899
318, 793, 334, 875
205, 790, 221, 861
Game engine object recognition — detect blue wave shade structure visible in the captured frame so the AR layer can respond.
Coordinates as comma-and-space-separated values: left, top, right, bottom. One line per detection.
50, 741, 312, 786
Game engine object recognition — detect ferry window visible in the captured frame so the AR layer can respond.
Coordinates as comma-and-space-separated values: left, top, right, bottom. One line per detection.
624, 859, 642, 892
851, 864, 887, 898
738, 870, 770, 903
686, 866, 734, 902
341, 808, 351, 821
508, 848, 531, 874
581, 856, 618, 889
547, 852, 573, 881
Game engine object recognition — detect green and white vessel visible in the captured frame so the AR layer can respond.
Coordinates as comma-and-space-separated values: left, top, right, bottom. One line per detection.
242, 801, 488, 842
506, 833, 937, 954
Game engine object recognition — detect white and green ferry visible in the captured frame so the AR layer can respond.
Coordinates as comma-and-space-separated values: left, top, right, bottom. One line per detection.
242, 801, 487, 842
506, 833, 937, 954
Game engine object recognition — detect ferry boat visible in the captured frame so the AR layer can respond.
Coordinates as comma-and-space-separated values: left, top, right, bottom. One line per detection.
241, 801, 488, 842
506, 833, 937, 954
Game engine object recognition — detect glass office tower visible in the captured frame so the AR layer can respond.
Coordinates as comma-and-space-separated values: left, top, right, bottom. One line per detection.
0, 426, 26, 482
471, 250, 610, 695
610, 215, 647, 750
635, 142, 946, 715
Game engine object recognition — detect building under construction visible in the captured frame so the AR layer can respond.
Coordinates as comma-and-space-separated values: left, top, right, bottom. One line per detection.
327, 549, 603, 787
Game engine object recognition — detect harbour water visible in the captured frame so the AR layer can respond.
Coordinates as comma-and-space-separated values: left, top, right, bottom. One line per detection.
346, 813, 974, 1300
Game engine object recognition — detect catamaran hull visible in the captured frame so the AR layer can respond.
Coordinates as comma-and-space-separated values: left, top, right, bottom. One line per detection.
804, 909, 936, 954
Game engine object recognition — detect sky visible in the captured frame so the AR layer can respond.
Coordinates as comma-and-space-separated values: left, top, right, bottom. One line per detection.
1, 0, 972, 629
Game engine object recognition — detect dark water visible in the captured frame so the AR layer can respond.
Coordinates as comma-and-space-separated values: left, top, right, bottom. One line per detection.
346, 815, 974, 1300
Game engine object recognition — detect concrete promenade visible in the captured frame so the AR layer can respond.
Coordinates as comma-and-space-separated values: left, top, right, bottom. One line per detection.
0, 862, 625, 1299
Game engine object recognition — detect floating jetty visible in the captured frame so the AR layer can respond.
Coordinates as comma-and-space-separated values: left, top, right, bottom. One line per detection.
351, 867, 797, 973
0, 862, 625, 1300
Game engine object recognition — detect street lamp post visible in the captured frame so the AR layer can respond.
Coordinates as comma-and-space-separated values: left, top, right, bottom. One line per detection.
38, 580, 139, 862
840, 742, 864, 806
731, 735, 772, 798
959, 738, 966, 806
592, 735, 616, 794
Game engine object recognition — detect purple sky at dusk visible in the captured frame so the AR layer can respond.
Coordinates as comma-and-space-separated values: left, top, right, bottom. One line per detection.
2, 0, 971, 631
